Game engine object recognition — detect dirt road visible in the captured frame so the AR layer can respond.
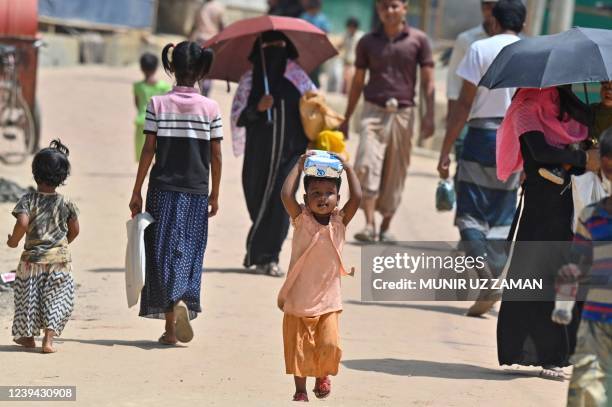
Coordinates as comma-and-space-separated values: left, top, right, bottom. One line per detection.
0, 66, 566, 406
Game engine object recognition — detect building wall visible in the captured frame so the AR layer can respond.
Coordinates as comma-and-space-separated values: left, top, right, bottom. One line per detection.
321, 0, 374, 33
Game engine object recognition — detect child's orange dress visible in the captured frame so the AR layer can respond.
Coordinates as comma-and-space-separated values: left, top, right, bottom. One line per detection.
278, 205, 350, 377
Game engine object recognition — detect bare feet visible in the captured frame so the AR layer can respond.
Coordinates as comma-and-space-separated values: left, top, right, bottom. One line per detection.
14, 337, 35, 348
42, 329, 56, 353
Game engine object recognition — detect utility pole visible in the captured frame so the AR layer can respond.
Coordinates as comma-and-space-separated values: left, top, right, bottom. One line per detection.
548, 0, 576, 34
525, 0, 546, 36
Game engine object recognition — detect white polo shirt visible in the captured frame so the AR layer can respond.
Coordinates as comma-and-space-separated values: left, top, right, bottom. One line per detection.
446, 24, 487, 101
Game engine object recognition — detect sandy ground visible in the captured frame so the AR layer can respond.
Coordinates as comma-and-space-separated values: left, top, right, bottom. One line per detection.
0, 66, 568, 406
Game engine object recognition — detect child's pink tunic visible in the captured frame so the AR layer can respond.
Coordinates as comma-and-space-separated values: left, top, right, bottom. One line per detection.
278, 205, 349, 317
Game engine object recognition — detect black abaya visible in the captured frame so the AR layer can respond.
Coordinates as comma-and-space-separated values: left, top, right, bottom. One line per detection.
497, 131, 587, 367
238, 75, 308, 267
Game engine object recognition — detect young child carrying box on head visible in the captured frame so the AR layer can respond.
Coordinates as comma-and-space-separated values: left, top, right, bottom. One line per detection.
278, 150, 362, 402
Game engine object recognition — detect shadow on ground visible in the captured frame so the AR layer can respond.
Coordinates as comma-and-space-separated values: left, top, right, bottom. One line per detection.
87, 268, 124, 273
205, 267, 279, 277
342, 358, 527, 381
56, 338, 186, 350
345, 300, 498, 318
0, 345, 40, 353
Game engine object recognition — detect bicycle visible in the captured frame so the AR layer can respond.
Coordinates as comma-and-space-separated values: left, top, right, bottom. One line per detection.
0, 42, 37, 165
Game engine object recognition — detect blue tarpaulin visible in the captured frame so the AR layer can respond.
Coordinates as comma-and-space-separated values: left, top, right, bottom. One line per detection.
39, 0, 156, 29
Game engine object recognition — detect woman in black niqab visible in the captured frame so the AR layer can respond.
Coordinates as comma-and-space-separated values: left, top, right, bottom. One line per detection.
237, 31, 310, 276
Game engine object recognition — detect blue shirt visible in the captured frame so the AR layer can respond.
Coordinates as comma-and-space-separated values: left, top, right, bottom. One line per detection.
299, 12, 330, 33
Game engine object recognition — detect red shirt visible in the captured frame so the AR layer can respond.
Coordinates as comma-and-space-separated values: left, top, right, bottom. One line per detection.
355, 24, 434, 108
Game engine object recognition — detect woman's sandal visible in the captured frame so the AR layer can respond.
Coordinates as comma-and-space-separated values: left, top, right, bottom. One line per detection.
292, 392, 309, 402
313, 376, 331, 399
540, 366, 568, 381
158, 332, 177, 346
174, 301, 194, 343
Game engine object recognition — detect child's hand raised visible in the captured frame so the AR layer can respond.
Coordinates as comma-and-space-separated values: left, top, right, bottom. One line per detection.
7, 234, 17, 248
558, 263, 582, 283
333, 152, 350, 168
298, 151, 316, 169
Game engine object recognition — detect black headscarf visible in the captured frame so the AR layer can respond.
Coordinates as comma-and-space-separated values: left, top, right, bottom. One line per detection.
247, 31, 299, 105
556, 85, 593, 128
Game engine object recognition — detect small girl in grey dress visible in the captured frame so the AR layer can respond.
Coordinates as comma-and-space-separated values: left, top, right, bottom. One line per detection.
7, 139, 79, 353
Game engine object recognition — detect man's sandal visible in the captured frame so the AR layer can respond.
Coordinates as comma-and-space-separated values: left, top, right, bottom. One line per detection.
354, 227, 376, 242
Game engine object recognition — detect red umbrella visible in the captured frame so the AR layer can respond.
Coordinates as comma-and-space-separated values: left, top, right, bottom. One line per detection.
203, 15, 338, 83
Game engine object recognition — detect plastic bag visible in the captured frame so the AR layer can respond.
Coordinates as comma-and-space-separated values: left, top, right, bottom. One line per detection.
125, 212, 155, 308
436, 179, 456, 211
312, 130, 348, 161
571, 171, 609, 232
299, 91, 345, 141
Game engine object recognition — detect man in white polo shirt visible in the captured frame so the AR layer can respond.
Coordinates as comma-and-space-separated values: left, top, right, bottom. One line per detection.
437, 0, 526, 317
446, 0, 497, 159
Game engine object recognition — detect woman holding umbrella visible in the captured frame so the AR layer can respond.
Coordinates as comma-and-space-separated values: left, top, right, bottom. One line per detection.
496, 86, 598, 380
479, 26, 611, 380
231, 30, 316, 275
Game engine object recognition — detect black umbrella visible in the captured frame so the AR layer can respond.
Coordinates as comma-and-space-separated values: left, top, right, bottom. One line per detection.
479, 27, 612, 90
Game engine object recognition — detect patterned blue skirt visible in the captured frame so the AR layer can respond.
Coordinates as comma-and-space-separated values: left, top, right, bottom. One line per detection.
140, 186, 208, 320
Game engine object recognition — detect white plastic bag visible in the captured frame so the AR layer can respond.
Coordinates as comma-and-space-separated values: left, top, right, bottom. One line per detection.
125, 212, 155, 308
571, 171, 609, 232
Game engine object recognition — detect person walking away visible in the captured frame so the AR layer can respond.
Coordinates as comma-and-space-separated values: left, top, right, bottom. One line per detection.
268, 0, 304, 17
496, 86, 598, 381
8, 140, 79, 353
133, 53, 172, 162
591, 81, 612, 141
299, 0, 331, 88
560, 127, 612, 406
278, 152, 362, 402
437, 0, 526, 316
190, 0, 225, 96
445, 0, 496, 161
230, 31, 316, 276
129, 42, 222, 345
341, 0, 435, 243
337, 17, 364, 95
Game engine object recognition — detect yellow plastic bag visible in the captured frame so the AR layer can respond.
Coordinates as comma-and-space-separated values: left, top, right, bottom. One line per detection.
312, 130, 348, 161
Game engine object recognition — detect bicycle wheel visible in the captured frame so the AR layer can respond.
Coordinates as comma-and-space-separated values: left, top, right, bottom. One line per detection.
0, 84, 35, 165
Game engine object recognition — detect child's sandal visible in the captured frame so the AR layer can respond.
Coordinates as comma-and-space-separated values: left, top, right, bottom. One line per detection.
313, 376, 331, 399
292, 391, 309, 402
